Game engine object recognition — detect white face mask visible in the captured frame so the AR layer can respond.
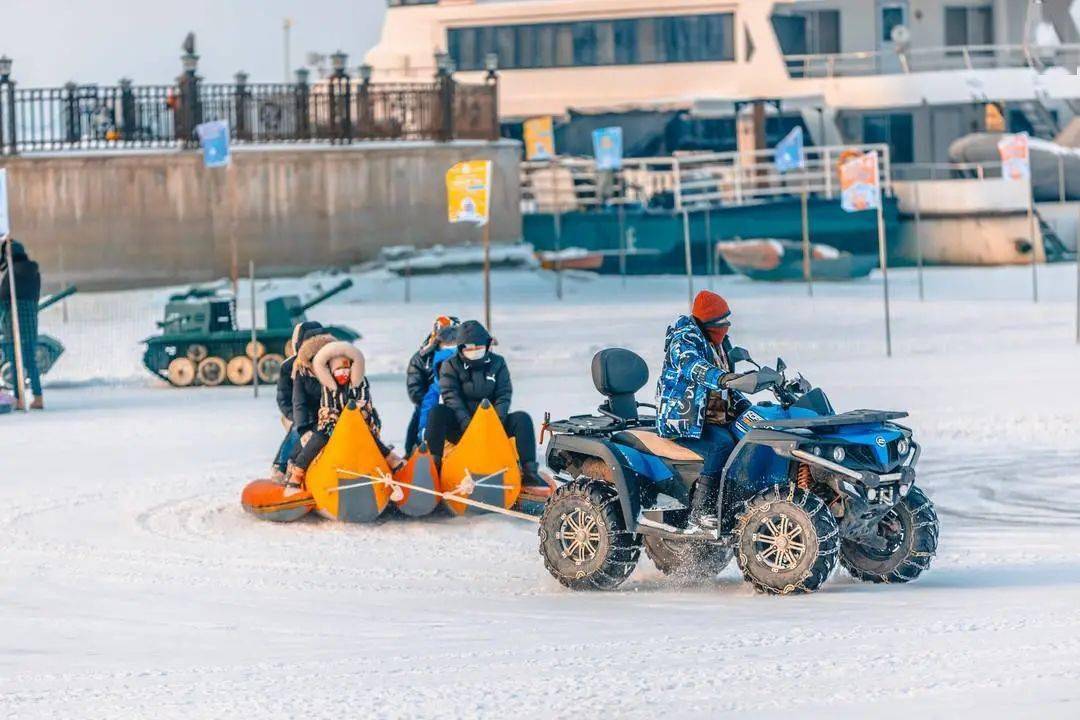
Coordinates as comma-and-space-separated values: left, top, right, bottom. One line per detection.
462, 347, 487, 361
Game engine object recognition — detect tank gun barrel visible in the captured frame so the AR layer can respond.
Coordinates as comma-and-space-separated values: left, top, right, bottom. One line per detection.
38, 285, 77, 312
298, 279, 354, 314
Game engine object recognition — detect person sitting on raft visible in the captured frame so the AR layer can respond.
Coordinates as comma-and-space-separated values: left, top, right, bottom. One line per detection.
404, 315, 460, 455
424, 320, 548, 492
270, 320, 323, 483
288, 334, 401, 487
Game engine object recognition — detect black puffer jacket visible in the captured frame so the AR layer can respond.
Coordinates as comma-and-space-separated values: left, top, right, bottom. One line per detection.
1, 241, 41, 305
439, 351, 512, 426
406, 347, 436, 406
276, 321, 323, 420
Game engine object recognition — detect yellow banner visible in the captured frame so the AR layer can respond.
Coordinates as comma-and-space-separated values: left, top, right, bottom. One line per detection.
523, 116, 555, 160
446, 160, 493, 225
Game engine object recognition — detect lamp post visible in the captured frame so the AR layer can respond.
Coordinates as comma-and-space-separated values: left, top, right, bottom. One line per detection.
0, 55, 14, 154
64, 81, 79, 144
435, 52, 454, 141
118, 77, 134, 141
179, 50, 201, 146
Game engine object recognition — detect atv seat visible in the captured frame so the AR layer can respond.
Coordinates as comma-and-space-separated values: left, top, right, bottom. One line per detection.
613, 429, 704, 462
592, 348, 649, 421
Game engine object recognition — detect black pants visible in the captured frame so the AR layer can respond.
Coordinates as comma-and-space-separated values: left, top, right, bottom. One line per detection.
404, 407, 422, 456
293, 430, 330, 471
425, 405, 536, 465
1, 300, 42, 396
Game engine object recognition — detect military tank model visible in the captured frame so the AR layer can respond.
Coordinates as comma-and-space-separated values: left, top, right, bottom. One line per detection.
0, 285, 78, 388
141, 278, 360, 387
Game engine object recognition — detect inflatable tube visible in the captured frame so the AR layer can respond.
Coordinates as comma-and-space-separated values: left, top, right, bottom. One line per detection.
306, 406, 392, 523
440, 402, 522, 516
241, 479, 315, 523
393, 445, 442, 518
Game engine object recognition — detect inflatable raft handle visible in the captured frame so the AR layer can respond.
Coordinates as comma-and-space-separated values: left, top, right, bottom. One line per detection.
480, 399, 492, 409
346, 401, 358, 410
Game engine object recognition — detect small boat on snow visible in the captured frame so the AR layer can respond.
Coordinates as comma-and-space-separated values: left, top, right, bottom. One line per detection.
717, 239, 878, 282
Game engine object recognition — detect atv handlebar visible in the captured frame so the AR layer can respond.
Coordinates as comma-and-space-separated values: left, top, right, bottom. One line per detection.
728, 351, 811, 408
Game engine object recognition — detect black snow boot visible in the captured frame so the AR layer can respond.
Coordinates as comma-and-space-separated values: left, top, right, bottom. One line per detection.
521, 461, 551, 494
686, 475, 721, 535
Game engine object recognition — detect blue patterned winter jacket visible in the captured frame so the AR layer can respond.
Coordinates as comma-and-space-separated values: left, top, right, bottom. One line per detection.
656, 315, 733, 439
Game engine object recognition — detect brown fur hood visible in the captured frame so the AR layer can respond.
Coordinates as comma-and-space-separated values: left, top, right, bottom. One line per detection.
293, 334, 365, 390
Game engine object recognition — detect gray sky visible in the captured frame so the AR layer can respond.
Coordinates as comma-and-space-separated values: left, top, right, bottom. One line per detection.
0, 0, 387, 86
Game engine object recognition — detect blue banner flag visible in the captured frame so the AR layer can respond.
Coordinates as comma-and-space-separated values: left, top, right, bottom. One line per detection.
592, 127, 624, 171
196, 120, 231, 169
774, 126, 805, 173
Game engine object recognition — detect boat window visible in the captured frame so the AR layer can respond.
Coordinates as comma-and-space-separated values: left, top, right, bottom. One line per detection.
880, 5, 906, 43
945, 6, 994, 47
862, 113, 913, 164
446, 12, 735, 71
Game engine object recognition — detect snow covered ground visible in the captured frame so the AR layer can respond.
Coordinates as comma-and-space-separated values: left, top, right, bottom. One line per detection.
3, 265, 1080, 718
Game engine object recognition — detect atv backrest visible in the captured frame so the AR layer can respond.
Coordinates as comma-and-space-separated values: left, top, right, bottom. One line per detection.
591, 348, 649, 420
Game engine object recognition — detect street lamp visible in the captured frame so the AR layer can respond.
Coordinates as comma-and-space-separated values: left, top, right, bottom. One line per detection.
435, 51, 450, 76
295, 67, 310, 85
234, 70, 249, 86
182, 52, 199, 74
331, 50, 348, 77
485, 53, 499, 73
359, 63, 373, 84
0, 55, 12, 82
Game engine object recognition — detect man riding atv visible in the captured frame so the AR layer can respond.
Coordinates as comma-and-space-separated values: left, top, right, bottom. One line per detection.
658, 291, 750, 534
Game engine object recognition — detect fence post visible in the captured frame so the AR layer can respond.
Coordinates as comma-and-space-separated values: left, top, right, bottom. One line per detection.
295, 68, 310, 140
0, 56, 14, 155
435, 53, 455, 142
234, 71, 249, 141
63, 81, 80, 144
118, 78, 135, 141
359, 64, 372, 139
178, 50, 201, 147
485, 53, 500, 141
330, 51, 350, 144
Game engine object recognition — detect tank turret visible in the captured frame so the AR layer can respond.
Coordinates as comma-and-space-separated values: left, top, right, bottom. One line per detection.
265, 278, 354, 330
141, 280, 360, 388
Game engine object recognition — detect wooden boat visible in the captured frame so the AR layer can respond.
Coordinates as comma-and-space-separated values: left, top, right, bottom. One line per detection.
716, 239, 878, 282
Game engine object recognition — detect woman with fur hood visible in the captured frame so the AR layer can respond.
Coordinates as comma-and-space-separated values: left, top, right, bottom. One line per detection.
270, 320, 323, 482
287, 334, 400, 487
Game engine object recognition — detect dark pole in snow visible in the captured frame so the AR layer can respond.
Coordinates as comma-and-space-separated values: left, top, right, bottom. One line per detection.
683, 209, 694, 308
249, 259, 258, 398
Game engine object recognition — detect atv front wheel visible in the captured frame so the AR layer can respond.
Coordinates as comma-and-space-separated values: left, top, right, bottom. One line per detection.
643, 536, 733, 579
539, 480, 640, 591
735, 484, 839, 595
840, 487, 939, 584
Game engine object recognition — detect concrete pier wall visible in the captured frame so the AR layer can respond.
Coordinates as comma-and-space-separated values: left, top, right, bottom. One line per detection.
0, 140, 522, 290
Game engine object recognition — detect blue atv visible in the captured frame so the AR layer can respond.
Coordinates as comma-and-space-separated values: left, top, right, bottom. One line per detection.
538, 348, 939, 595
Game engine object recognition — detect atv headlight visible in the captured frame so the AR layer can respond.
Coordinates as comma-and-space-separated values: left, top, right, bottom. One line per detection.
811, 446, 822, 457
897, 439, 909, 456
832, 446, 846, 463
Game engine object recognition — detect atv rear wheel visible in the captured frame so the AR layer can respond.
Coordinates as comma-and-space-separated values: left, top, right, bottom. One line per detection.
840, 486, 939, 584
735, 484, 839, 595
539, 480, 640, 591
643, 535, 733, 579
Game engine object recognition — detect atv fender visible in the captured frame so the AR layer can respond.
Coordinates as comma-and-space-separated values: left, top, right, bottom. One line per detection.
718, 429, 801, 533
546, 434, 641, 533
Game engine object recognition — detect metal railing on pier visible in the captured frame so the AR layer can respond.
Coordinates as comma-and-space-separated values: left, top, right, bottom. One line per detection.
520, 143, 892, 214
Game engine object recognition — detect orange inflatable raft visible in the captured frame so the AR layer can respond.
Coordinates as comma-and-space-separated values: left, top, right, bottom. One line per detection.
241, 479, 316, 523
305, 405, 392, 523
440, 401, 522, 516
393, 444, 442, 517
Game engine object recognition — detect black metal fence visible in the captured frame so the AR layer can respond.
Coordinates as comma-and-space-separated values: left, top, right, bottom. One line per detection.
0, 71, 500, 154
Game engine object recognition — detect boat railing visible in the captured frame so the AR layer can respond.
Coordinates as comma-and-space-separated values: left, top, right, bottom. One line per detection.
520, 143, 892, 214
783, 43, 1080, 79
892, 162, 1005, 182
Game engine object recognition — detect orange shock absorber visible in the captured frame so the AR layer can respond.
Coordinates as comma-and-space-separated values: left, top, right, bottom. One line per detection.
796, 462, 812, 490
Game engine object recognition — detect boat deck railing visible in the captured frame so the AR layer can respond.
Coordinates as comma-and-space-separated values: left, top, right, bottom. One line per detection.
782, 43, 1080, 79
520, 143, 892, 215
